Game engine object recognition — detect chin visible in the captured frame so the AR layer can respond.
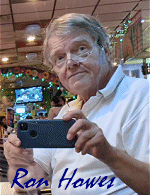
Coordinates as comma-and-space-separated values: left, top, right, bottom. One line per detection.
69, 82, 91, 95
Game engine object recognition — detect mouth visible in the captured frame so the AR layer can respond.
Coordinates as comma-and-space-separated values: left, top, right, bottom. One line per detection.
68, 72, 85, 79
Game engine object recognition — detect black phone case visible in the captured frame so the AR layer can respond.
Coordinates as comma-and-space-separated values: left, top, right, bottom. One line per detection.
17, 119, 76, 148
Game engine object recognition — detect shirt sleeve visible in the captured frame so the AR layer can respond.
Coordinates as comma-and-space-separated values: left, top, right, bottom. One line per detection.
33, 148, 53, 176
48, 108, 56, 119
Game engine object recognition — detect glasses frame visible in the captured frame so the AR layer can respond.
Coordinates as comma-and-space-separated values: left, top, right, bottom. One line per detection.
51, 42, 103, 73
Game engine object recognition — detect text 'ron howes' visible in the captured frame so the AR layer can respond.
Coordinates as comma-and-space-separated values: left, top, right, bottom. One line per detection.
11, 168, 115, 190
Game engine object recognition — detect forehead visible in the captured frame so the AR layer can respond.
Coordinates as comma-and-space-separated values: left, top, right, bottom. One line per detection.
48, 33, 94, 56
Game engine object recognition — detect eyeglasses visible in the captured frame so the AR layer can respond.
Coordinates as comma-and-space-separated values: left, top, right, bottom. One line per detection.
51, 45, 95, 72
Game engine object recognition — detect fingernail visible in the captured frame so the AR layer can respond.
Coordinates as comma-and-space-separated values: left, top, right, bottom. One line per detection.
15, 140, 20, 145
63, 115, 68, 119
67, 134, 72, 140
75, 148, 80, 153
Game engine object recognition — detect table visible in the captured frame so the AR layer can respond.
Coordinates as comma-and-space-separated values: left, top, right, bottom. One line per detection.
0, 182, 38, 195
0, 182, 51, 195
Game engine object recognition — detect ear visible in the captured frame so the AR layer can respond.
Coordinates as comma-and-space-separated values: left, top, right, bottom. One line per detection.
104, 47, 111, 63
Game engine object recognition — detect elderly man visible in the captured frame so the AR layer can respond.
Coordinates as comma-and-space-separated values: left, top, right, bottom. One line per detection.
4, 13, 149, 195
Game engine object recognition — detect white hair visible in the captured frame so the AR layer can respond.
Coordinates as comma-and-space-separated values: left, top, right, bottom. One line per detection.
43, 13, 110, 69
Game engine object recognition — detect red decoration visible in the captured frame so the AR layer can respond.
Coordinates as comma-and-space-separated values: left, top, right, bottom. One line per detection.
32, 70, 38, 77
43, 72, 50, 80
8, 68, 13, 73
38, 72, 43, 79
21, 68, 26, 74
26, 69, 32, 76
53, 77, 59, 85
49, 74, 56, 81
14, 67, 21, 74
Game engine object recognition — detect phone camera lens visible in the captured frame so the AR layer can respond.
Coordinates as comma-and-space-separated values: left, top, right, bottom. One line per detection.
20, 122, 28, 130
30, 130, 37, 137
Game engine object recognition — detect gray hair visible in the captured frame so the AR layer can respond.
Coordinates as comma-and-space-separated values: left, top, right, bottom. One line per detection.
43, 13, 109, 69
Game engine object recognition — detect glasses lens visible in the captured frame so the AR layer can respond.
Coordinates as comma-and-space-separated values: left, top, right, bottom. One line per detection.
72, 54, 88, 62
54, 47, 94, 70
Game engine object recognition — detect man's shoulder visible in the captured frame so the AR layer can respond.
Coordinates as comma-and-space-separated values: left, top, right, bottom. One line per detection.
124, 76, 149, 91
123, 76, 149, 106
51, 106, 62, 111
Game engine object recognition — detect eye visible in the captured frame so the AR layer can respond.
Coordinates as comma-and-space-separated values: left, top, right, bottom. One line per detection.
55, 55, 64, 64
57, 56, 64, 61
79, 46, 86, 51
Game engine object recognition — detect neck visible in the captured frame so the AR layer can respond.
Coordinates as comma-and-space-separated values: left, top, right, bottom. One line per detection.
79, 66, 117, 104
99, 66, 117, 89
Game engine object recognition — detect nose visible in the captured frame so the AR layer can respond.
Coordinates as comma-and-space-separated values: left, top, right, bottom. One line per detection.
66, 54, 79, 69
66, 59, 78, 69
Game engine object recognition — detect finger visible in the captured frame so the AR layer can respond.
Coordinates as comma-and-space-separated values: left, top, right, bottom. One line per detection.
63, 110, 86, 121
5, 151, 35, 164
75, 129, 97, 153
4, 140, 23, 156
4, 147, 35, 167
7, 156, 36, 167
81, 132, 103, 155
4, 142, 34, 162
7, 134, 21, 147
67, 119, 91, 140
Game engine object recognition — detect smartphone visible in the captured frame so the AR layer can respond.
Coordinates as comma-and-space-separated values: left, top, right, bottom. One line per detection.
17, 119, 76, 148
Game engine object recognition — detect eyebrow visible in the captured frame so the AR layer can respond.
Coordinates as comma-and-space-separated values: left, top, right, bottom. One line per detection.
50, 49, 64, 58
71, 38, 93, 45
50, 39, 93, 58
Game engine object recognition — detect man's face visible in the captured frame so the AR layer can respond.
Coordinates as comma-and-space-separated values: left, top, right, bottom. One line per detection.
48, 33, 110, 96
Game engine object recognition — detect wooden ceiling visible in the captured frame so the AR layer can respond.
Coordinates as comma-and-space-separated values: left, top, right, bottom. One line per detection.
0, 0, 149, 71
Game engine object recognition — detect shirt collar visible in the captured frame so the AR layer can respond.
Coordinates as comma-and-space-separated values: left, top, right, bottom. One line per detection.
68, 65, 125, 110
98, 65, 125, 99
67, 95, 83, 110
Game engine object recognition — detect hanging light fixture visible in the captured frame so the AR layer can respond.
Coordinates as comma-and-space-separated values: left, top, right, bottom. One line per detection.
26, 53, 38, 61
26, 24, 40, 42
27, 35, 36, 42
2, 57, 9, 62
26, 24, 40, 35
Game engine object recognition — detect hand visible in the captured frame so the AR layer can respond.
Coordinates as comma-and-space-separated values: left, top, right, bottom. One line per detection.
3, 134, 36, 170
63, 110, 112, 162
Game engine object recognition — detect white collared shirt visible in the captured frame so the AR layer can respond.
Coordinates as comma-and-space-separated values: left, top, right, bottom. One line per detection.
34, 65, 149, 194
